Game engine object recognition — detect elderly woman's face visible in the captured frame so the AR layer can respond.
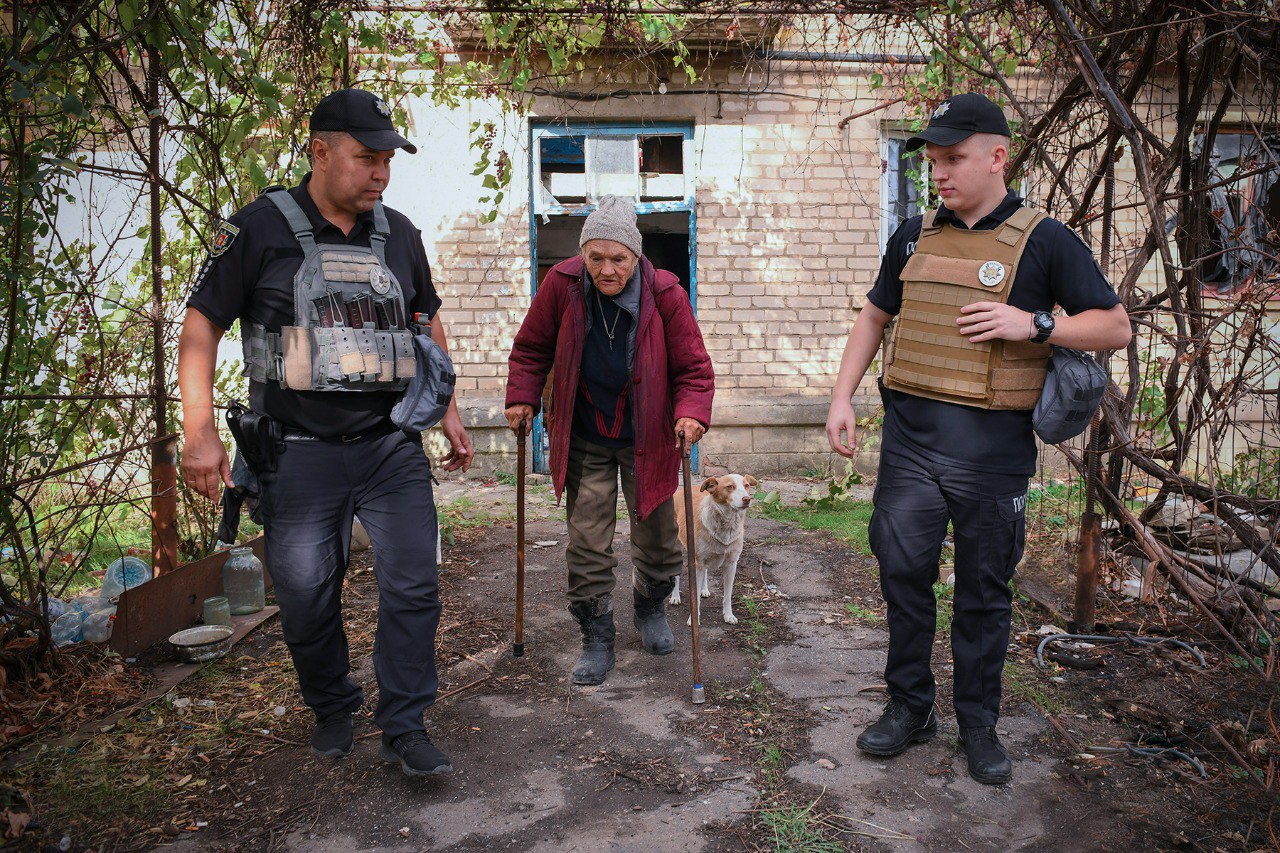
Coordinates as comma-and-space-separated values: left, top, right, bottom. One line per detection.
583, 240, 637, 297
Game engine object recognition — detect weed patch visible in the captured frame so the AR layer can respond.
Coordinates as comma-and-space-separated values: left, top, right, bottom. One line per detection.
933, 581, 954, 634
758, 501, 874, 556
1004, 659, 1064, 715
758, 799, 845, 853
845, 601, 882, 624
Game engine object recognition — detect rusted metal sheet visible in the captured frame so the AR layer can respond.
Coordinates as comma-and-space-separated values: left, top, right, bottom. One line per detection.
110, 537, 272, 658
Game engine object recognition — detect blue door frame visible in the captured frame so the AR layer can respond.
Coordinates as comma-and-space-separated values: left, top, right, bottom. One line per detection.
528, 120, 698, 474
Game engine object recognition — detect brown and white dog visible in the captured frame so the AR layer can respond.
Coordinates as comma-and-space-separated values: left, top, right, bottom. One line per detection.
668, 474, 758, 624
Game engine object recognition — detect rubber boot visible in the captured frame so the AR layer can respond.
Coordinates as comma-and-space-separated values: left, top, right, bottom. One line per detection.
568, 597, 616, 685
632, 579, 676, 655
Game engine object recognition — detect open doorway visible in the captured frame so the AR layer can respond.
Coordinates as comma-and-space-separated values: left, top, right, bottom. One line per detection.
535, 211, 692, 295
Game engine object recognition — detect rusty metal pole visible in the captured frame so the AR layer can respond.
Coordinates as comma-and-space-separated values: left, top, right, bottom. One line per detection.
147, 43, 177, 575
1072, 147, 1117, 631
680, 431, 704, 704
513, 421, 526, 657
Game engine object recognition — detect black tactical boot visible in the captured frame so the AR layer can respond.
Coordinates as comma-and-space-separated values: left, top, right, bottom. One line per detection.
568, 597, 616, 685
959, 726, 1013, 785
855, 698, 937, 756
632, 579, 676, 655
310, 711, 354, 759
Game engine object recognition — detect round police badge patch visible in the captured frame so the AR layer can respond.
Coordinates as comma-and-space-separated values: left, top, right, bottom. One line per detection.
373, 97, 391, 118
370, 266, 392, 294
978, 260, 1006, 287
209, 221, 240, 257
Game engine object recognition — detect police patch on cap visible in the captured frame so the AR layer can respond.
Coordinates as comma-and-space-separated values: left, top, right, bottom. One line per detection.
372, 97, 391, 118
209, 221, 240, 257
932, 101, 951, 119
978, 260, 1006, 287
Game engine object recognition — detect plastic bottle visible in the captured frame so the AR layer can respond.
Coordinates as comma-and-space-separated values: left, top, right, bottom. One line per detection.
222, 546, 265, 615
44, 597, 68, 621
70, 592, 111, 616
102, 556, 150, 599
82, 606, 117, 643
51, 611, 84, 646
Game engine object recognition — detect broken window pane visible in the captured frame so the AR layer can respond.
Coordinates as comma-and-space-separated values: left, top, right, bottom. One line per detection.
887, 137, 922, 231
538, 135, 586, 208
640, 135, 685, 199
586, 136, 638, 201
1196, 131, 1280, 293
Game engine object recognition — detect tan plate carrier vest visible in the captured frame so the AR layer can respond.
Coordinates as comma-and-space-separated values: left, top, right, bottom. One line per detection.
882, 205, 1050, 410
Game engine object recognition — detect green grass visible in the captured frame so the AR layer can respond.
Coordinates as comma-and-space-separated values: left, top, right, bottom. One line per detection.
1004, 659, 1065, 715
933, 581, 954, 633
741, 595, 769, 656
30, 740, 167, 829
758, 499, 875, 556
760, 742, 786, 772
845, 601, 882, 624
758, 800, 844, 853
437, 494, 512, 543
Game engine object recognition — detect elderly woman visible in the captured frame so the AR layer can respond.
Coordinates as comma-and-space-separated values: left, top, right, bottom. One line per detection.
504, 196, 714, 686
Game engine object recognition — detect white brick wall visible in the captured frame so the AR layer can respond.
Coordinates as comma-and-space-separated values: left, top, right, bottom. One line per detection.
383, 58, 1215, 474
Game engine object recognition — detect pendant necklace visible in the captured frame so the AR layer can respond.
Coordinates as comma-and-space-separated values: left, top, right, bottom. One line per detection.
597, 294, 624, 350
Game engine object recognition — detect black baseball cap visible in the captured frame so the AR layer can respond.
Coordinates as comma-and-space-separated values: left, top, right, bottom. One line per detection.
905, 93, 1011, 152
310, 88, 417, 154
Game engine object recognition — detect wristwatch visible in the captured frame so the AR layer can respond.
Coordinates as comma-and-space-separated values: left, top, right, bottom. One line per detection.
1030, 310, 1055, 344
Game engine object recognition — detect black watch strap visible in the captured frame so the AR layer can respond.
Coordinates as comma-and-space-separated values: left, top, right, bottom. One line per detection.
1031, 310, 1055, 344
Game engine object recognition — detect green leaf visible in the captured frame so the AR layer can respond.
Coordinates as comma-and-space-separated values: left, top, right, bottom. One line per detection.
61, 94, 85, 116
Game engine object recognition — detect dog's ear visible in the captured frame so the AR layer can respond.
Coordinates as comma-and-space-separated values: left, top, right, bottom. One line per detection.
700, 477, 718, 492
743, 475, 758, 490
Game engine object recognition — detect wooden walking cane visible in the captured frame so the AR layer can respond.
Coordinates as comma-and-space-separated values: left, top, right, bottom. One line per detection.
513, 420, 527, 657
679, 430, 705, 704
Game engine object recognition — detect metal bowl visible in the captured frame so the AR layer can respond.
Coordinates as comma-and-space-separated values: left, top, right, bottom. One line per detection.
169, 624, 235, 664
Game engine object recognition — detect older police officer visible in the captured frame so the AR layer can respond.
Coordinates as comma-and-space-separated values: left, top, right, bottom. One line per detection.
178, 89, 471, 776
826, 94, 1131, 784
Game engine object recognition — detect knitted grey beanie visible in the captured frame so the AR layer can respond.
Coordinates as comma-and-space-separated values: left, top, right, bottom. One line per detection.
579, 195, 642, 258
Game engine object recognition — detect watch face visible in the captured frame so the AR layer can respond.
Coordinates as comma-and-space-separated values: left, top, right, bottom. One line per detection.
1035, 312, 1055, 332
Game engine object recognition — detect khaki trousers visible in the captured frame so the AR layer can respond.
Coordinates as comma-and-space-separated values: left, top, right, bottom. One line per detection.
564, 434, 682, 603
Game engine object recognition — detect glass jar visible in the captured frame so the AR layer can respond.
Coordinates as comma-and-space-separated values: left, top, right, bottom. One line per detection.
221, 547, 265, 616
202, 595, 232, 626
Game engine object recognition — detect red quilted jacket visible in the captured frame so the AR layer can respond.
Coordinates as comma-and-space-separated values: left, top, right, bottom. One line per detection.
505, 255, 714, 519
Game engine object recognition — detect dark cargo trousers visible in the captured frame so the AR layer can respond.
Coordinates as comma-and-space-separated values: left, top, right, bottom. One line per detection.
257, 429, 440, 739
868, 431, 1029, 728
564, 434, 683, 603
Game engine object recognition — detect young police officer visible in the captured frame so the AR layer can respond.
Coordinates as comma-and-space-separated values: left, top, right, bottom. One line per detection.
826, 94, 1131, 784
178, 88, 472, 776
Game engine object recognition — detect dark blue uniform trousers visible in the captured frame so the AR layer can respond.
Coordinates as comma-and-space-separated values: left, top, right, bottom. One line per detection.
868, 432, 1028, 728
258, 430, 440, 739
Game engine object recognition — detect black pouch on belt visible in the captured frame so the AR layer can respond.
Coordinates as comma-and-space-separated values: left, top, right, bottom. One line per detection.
219, 402, 286, 543
226, 401, 285, 474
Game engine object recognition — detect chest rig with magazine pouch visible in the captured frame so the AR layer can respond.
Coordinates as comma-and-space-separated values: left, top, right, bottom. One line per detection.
241, 187, 417, 392
883, 206, 1050, 410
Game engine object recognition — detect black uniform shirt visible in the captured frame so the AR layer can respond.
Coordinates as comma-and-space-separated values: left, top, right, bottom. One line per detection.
866, 190, 1121, 476
187, 176, 442, 439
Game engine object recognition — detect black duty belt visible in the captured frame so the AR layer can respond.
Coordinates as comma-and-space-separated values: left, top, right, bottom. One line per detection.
282, 421, 400, 444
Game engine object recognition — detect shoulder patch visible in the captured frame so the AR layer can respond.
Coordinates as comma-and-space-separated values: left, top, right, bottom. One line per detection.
209, 221, 240, 257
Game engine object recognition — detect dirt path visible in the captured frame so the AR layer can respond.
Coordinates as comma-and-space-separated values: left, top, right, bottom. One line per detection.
149, 480, 1168, 850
